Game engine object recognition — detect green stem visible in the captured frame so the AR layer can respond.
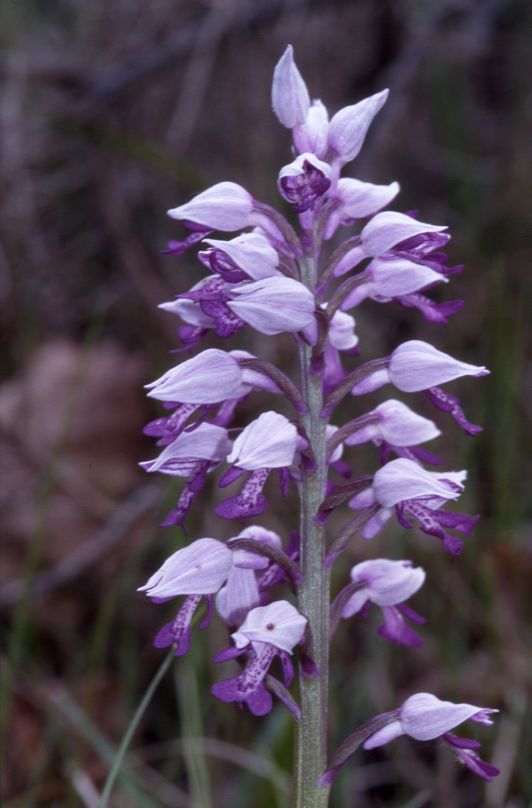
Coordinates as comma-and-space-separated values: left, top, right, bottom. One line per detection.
98, 647, 174, 808
294, 246, 331, 808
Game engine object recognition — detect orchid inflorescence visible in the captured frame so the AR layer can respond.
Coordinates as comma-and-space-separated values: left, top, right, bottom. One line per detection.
138, 45, 499, 795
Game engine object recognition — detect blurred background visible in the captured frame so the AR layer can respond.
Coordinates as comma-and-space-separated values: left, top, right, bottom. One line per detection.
1, 0, 531, 806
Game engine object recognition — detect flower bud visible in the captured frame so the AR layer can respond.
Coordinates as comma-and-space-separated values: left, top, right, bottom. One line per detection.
271, 45, 310, 128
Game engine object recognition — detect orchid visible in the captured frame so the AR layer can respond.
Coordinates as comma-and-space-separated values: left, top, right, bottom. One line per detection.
321, 692, 499, 786
335, 558, 426, 647
137, 44, 498, 805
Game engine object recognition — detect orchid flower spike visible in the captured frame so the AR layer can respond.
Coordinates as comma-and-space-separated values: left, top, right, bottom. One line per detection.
140, 42, 495, 797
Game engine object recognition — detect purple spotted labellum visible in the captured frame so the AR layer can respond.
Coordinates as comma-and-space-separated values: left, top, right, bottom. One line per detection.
138, 43, 497, 804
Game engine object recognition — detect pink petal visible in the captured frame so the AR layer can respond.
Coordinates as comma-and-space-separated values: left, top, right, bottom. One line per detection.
146, 349, 243, 403
360, 212, 447, 258
389, 341, 489, 392
328, 90, 389, 164
138, 538, 232, 597
271, 45, 310, 128
228, 411, 298, 470
372, 458, 466, 507
228, 277, 315, 335
167, 182, 253, 231
400, 693, 496, 741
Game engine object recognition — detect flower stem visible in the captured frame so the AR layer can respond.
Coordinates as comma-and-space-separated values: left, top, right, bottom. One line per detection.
294, 246, 331, 807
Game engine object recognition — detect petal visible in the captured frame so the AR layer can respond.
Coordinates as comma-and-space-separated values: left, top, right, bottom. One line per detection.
159, 279, 216, 327
232, 600, 307, 653
368, 257, 447, 298
215, 566, 260, 626
340, 589, 369, 618
328, 89, 389, 163
389, 341, 489, 392
361, 507, 393, 538
167, 182, 253, 231
363, 719, 404, 749
293, 98, 329, 157
233, 525, 282, 568
372, 458, 466, 507
228, 411, 298, 470
360, 212, 447, 258
350, 558, 425, 606
372, 399, 441, 446
138, 538, 232, 597
271, 45, 310, 128
400, 693, 495, 741
328, 309, 359, 350
140, 423, 230, 476
228, 276, 315, 335
146, 349, 243, 403
335, 178, 400, 220
203, 232, 280, 280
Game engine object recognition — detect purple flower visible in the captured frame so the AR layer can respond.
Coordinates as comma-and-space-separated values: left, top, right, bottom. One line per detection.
339, 559, 426, 647
228, 411, 298, 470
321, 692, 499, 786
212, 600, 307, 715
227, 276, 316, 335
138, 538, 233, 655
168, 182, 254, 231
201, 232, 280, 280
343, 399, 440, 448
350, 340, 489, 396
325, 179, 400, 239
139, 538, 232, 598
216, 412, 299, 520
363, 692, 499, 781
215, 526, 283, 626
334, 211, 449, 277
139, 423, 230, 476
271, 45, 310, 129
349, 458, 475, 553
341, 255, 449, 309
146, 349, 245, 404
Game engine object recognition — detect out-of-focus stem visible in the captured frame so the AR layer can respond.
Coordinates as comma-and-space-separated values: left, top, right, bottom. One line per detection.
294, 237, 331, 808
